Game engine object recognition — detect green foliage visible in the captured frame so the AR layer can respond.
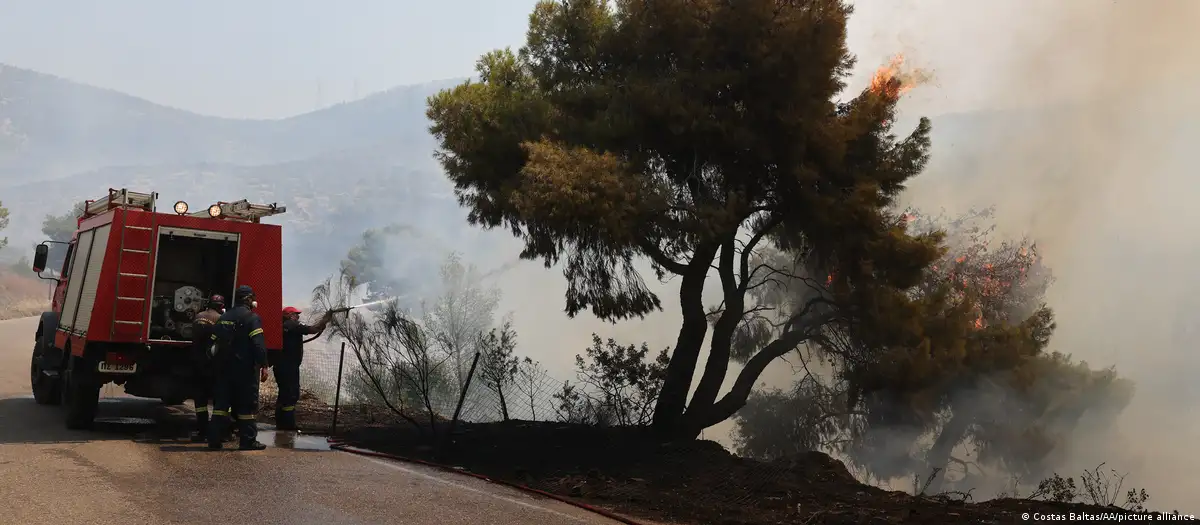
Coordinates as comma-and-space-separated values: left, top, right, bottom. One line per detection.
38, 201, 85, 272
478, 319, 520, 420
0, 200, 9, 251
427, 0, 946, 435
554, 334, 670, 427
41, 201, 85, 242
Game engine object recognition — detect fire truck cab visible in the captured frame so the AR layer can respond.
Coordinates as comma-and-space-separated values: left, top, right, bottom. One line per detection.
29, 188, 286, 430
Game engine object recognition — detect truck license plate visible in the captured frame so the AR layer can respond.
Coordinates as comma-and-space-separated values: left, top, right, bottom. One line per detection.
97, 362, 137, 374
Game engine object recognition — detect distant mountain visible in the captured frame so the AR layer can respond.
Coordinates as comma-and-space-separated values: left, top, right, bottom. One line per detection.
0, 63, 483, 298
0, 154, 509, 300
0, 64, 463, 183
4, 63, 1134, 301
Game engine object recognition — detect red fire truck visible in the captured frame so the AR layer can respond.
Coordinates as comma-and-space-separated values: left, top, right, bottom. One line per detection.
29, 188, 286, 430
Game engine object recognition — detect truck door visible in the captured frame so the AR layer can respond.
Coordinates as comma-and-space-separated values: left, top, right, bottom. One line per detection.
52, 241, 75, 313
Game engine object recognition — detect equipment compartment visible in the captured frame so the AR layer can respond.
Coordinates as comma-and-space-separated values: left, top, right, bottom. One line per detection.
148, 227, 239, 342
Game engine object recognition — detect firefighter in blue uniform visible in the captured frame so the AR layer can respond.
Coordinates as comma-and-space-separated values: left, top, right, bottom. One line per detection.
276, 306, 331, 431
207, 285, 270, 451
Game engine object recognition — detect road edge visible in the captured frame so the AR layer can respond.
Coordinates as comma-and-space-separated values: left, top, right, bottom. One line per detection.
326, 437, 649, 525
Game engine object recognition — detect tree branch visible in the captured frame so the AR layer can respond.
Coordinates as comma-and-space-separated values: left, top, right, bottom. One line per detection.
692, 305, 837, 430
739, 213, 786, 290
638, 238, 689, 275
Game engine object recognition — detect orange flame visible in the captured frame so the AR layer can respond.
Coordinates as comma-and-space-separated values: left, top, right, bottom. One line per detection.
868, 54, 930, 100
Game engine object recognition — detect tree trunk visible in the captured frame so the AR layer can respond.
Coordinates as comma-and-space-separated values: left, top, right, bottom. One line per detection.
686, 238, 742, 419
923, 411, 972, 494
679, 320, 827, 438
651, 245, 719, 438
498, 389, 510, 421
454, 344, 465, 392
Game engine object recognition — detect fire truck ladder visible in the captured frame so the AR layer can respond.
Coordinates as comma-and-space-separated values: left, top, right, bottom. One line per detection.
188, 199, 286, 223
83, 189, 158, 340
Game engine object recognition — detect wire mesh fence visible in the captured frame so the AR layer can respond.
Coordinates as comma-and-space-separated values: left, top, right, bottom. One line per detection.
247, 332, 820, 523
254, 334, 571, 432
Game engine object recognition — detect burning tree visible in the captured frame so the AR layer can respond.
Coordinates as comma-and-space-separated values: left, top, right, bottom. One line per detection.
426, 0, 946, 438
732, 209, 1134, 493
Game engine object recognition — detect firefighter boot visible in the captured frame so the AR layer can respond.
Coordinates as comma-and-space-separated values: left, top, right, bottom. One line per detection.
207, 409, 234, 450
191, 407, 210, 443
237, 417, 266, 451
224, 407, 240, 442
276, 406, 297, 431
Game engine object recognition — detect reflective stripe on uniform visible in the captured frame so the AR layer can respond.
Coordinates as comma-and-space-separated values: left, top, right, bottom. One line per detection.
236, 414, 256, 421
211, 334, 218, 340
212, 410, 229, 417
281, 405, 295, 412
219, 320, 235, 325
248, 328, 264, 337
195, 406, 208, 413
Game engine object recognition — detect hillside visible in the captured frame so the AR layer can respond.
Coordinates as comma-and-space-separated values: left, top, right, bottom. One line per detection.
0, 65, 488, 297
0, 154, 514, 300
0, 63, 1109, 302
0, 64, 461, 182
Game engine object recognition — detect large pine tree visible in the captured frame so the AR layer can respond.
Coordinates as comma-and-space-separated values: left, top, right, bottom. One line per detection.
427, 0, 946, 437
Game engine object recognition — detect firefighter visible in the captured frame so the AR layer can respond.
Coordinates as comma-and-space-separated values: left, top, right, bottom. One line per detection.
189, 294, 224, 443
207, 285, 270, 451
276, 306, 332, 431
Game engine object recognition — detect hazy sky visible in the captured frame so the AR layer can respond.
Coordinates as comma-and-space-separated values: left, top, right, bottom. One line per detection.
0, 0, 996, 120
0, 0, 541, 119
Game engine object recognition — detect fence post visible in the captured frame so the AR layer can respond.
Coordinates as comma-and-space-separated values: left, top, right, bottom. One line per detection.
441, 350, 483, 458
331, 341, 346, 435
450, 350, 483, 429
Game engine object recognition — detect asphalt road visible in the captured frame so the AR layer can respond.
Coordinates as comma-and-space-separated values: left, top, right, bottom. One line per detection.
0, 316, 622, 525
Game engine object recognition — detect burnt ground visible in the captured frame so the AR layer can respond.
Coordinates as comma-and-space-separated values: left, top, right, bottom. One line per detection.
332, 420, 1174, 525
256, 393, 1174, 524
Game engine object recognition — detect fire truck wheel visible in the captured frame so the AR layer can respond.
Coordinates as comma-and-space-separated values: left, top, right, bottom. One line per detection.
62, 356, 101, 430
30, 344, 62, 406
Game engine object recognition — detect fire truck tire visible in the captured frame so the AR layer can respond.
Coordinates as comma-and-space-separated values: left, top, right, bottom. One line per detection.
30, 344, 62, 405
62, 356, 101, 430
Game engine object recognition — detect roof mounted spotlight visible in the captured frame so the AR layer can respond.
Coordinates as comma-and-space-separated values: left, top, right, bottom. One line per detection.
208, 204, 222, 218
173, 200, 188, 215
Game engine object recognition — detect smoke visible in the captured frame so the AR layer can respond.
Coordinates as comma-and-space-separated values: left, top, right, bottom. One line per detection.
844, 0, 1200, 508
328, 0, 1200, 507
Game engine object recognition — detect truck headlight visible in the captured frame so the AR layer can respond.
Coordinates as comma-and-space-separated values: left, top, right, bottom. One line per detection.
173, 201, 188, 214
208, 204, 222, 217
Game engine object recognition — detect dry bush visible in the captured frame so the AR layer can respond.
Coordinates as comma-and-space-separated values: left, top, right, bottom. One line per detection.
1028, 463, 1151, 512
0, 270, 48, 320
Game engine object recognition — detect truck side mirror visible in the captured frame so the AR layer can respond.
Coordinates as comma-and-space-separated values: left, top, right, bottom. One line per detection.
32, 244, 48, 274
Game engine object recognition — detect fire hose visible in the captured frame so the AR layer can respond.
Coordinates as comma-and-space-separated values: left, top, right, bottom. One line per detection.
325, 437, 647, 525
300, 304, 365, 344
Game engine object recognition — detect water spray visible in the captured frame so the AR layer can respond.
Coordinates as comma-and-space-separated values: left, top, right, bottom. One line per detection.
327, 298, 396, 315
